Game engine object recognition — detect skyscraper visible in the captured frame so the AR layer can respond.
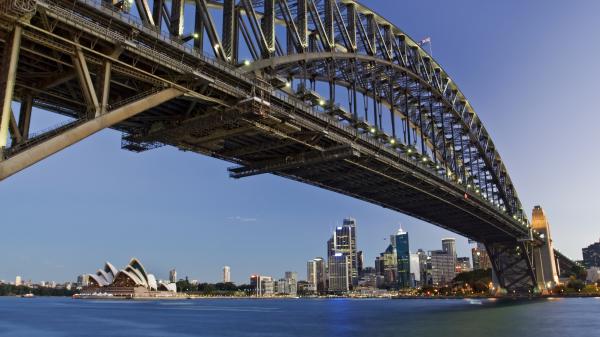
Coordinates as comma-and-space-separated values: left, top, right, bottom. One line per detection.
15, 276, 22, 286
471, 243, 491, 270
417, 249, 431, 286
375, 244, 397, 288
357, 251, 364, 277
250, 275, 274, 296
392, 228, 411, 288
327, 218, 358, 286
582, 240, 600, 268
430, 250, 456, 286
456, 257, 472, 273
328, 253, 350, 293
442, 238, 457, 259
169, 269, 177, 283
307, 257, 326, 293
223, 266, 231, 283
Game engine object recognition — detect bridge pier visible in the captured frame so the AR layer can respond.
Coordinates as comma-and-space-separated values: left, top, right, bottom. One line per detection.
531, 206, 559, 292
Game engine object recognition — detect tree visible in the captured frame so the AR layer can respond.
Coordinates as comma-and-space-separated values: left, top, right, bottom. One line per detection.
566, 277, 585, 292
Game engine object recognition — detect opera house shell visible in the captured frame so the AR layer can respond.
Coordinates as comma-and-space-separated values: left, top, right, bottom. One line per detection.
82, 258, 177, 298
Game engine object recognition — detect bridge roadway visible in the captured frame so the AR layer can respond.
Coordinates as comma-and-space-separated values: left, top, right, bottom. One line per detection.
0, 0, 576, 292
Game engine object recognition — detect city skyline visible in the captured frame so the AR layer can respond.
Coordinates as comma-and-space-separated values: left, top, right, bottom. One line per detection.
2, 0, 600, 283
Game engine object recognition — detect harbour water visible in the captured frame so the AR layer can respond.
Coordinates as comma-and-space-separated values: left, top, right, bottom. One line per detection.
0, 297, 598, 336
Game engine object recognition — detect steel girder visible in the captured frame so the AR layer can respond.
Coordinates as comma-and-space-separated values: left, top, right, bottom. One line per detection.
0, 0, 578, 292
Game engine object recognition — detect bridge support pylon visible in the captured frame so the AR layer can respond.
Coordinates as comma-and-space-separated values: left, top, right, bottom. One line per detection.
531, 205, 559, 293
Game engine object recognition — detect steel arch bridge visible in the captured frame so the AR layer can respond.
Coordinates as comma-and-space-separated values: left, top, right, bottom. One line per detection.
0, 0, 576, 293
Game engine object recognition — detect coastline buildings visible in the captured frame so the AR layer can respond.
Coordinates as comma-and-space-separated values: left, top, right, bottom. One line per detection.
223, 266, 231, 283
327, 218, 359, 287
582, 240, 600, 268
276, 272, 298, 296
471, 243, 491, 270
250, 275, 274, 296
429, 250, 456, 286
392, 228, 411, 288
15, 276, 22, 286
456, 257, 472, 273
328, 253, 350, 293
375, 242, 397, 288
307, 257, 326, 293
169, 269, 177, 283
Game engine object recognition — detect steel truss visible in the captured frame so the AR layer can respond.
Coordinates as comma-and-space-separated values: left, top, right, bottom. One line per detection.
0, 0, 575, 293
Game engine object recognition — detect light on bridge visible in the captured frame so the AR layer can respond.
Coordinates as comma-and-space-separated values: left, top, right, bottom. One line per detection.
285, 82, 291, 88
243, 60, 251, 66
192, 33, 199, 39
319, 99, 326, 106
390, 138, 396, 144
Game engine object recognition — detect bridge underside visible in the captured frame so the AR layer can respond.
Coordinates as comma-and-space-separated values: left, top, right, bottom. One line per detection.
0, 0, 576, 294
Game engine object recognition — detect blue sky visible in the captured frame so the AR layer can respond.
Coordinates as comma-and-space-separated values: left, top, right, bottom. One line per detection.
2, 0, 599, 284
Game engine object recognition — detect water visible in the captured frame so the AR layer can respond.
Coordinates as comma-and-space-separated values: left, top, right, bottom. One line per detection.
0, 297, 599, 337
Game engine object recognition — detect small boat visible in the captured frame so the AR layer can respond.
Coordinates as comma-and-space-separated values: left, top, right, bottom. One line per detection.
21, 293, 35, 298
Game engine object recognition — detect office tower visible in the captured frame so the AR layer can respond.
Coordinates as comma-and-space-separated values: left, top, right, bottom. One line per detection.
417, 249, 431, 286
77, 274, 90, 287
307, 257, 326, 293
327, 218, 358, 286
430, 250, 456, 286
409, 253, 421, 287
223, 266, 231, 283
357, 251, 364, 277
442, 238, 457, 259
279, 271, 297, 296
328, 253, 350, 292
250, 275, 274, 296
456, 257, 472, 273
471, 242, 491, 270
15, 276, 22, 286
375, 244, 397, 288
393, 228, 411, 288
169, 269, 177, 283
582, 240, 600, 268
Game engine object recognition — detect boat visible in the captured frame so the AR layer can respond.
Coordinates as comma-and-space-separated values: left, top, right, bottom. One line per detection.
21, 293, 34, 298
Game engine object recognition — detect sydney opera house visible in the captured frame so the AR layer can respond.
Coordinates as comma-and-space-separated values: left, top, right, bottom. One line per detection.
80, 258, 178, 298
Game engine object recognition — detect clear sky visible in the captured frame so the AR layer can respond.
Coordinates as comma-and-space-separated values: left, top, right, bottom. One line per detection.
2, 0, 599, 284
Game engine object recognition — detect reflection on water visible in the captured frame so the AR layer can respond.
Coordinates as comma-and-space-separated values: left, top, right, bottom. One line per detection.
0, 297, 598, 337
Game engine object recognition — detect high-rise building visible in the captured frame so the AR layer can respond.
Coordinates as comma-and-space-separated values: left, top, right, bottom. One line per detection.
582, 240, 600, 268
417, 249, 431, 286
169, 269, 177, 283
357, 251, 364, 277
307, 257, 326, 293
15, 276, 22, 286
442, 238, 457, 259
223, 266, 231, 283
456, 257, 472, 273
77, 274, 90, 287
327, 218, 358, 286
328, 253, 350, 293
430, 250, 456, 286
471, 243, 491, 270
250, 275, 274, 296
375, 244, 397, 288
409, 253, 421, 287
392, 228, 411, 288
